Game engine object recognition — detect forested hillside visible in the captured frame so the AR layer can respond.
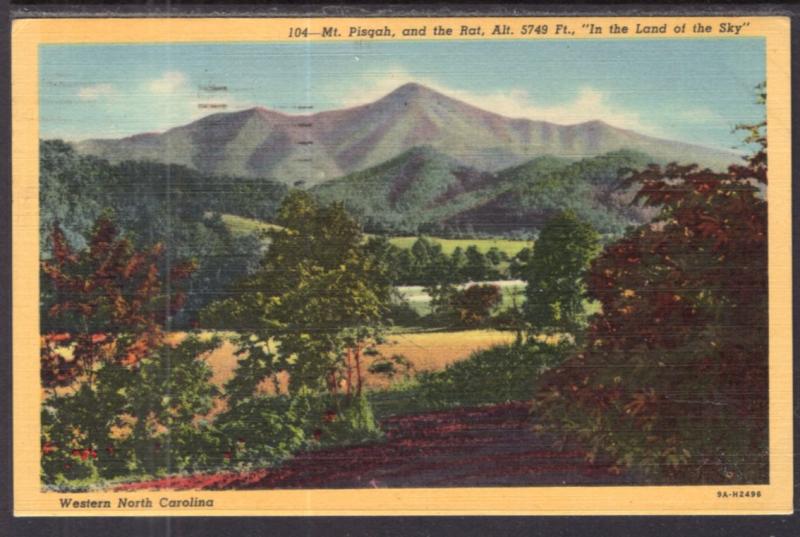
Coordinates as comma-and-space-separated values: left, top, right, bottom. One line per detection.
312, 148, 655, 235
40, 140, 289, 325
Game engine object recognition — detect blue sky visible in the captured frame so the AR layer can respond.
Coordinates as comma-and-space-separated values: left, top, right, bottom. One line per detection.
40, 38, 764, 150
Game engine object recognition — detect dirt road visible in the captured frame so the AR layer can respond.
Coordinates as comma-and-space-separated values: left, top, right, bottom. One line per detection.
117, 402, 628, 490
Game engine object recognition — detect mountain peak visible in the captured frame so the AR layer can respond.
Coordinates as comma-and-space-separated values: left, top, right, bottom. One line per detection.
383, 82, 440, 101
73, 82, 739, 185
246, 106, 287, 118
577, 119, 612, 129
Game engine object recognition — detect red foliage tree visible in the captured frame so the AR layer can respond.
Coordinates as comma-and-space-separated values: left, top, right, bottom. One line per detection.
451, 284, 503, 327
533, 115, 768, 483
40, 215, 195, 390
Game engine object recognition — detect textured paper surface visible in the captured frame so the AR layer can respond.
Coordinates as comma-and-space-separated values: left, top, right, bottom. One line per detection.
12, 16, 792, 515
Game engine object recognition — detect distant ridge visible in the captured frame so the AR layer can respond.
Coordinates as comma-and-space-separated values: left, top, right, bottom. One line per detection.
74, 82, 739, 187
311, 147, 659, 235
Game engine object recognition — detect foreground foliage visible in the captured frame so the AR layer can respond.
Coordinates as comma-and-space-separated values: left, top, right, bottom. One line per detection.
369, 342, 570, 418
533, 110, 768, 483
40, 217, 223, 485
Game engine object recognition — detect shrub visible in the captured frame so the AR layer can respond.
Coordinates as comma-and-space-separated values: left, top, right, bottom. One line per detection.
316, 393, 383, 447
418, 342, 570, 409
214, 393, 309, 469
41, 336, 222, 487
367, 353, 415, 381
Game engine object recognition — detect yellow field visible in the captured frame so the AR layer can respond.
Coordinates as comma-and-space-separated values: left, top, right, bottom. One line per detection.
174, 329, 517, 393
373, 330, 517, 386
387, 236, 530, 257
217, 213, 282, 235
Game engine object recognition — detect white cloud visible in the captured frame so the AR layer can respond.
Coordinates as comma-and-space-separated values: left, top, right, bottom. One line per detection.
146, 71, 189, 94
141, 71, 258, 125
336, 66, 661, 135
77, 83, 115, 101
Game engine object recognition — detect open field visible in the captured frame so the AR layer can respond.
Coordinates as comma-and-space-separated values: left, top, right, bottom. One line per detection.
218, 213, 282, 235
387, 236, 530, 256
372, 329, 517, 388
218, 213, 531, 256
170, 329, 517, 393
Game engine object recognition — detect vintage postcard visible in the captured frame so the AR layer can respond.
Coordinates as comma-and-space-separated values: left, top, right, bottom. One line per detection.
11, 15, 792, 515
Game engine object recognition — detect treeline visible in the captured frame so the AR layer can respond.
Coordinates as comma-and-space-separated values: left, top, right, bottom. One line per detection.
376, 236, 530, 286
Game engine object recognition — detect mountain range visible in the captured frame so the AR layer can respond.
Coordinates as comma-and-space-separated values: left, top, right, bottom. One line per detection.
74, 83, 738, 188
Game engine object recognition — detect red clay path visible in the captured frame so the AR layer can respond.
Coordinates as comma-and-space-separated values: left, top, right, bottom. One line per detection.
116, 402, 629, 490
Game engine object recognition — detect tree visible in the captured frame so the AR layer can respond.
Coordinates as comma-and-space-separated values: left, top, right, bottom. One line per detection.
523, 211, 600, 335
408, 236, 451, 286
425, 281, 459, 326
533, 97, 768, 483
463, 245, 490, 281
449, 246, 467, 282
508, 246, 532, 279
40, 215, 194, 389
451, 284, 502, 327
39, 215, 217, 483
210, 191, 393, 398
484, 247, 507, 280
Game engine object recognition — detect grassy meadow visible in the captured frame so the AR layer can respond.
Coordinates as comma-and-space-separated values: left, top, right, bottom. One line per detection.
386, 236, 530, 256
218, 213, 532, 257
218, 213, 282, 235
173, 329, 518, 394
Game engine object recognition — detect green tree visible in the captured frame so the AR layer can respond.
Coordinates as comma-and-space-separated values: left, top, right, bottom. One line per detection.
523, 211, 600, 334
449, 246, 467, 281
408, 236, 450, 286
508, 246, 532, 279
463, 245, 490, 281
210, 191, 393, 398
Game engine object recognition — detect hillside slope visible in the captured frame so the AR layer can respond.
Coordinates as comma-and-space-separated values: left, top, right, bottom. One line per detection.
313, 148, 654, 235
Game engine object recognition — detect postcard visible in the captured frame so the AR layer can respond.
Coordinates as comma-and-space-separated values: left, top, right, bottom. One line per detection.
11, 15, 792, 515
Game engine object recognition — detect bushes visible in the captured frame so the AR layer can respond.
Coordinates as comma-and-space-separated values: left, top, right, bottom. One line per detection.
368, 342, 570, 418
214, 392, 309, 469
418, 342, 569, 409
314, 393, 383, 447
42, 339, 387, 488
215, 388, 383, 471
41, 336, 222, 487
